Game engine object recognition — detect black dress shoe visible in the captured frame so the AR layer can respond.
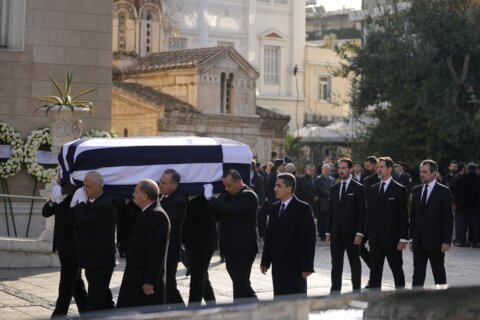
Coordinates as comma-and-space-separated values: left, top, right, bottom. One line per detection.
472, 243, 480, 248
454, 241, 469, 247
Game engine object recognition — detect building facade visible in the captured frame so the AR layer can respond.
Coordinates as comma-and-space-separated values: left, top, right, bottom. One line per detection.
112, 0, 306, 132
112, 46, 289, 162
0, 0, 112, 237
303, 44, 351, 127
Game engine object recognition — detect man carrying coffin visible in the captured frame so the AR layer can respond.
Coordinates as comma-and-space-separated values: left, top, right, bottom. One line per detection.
117, 179, 171, 307
159, 169, 187, 306
204, 169, 259, 301
70, 171, 115, 311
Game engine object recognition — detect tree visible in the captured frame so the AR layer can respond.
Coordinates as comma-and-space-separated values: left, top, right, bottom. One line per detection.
337, 0, 480, 172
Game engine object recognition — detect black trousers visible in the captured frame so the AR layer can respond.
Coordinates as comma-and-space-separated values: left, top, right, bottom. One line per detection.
257, 205, 268, 239
225, 254, 257, 301
51, 259, 88, 317
84, 267, 114, 310
166, 260, 185, 306
369, 243, 405, 289
316, 210, 327, 239
188, 250, 216, 306
469, 214, 480, 245
412, 243, 446, 287
330, 237, 361, 293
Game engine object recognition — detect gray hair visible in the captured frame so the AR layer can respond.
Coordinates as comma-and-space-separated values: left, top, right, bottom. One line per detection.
285, 163, 296, 173
321, 163, 331, 171
85, 171, 104, 187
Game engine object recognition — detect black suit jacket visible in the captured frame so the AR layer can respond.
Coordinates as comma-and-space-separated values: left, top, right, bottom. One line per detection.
296, 174, 317, 208
251, 172, 266, 206
160, 190, 187, 263
327, 178, 366, 241
42, 196, 75, 259
453, 172, 480, 214
73, 193, 116, 269
183, 195, 217, 254
261, 196, 316, 272
117, 201, 171, 308
393, 172, 413, 192
366, 179, 409, 247
409, 182, 454, 251
209, 185, 259, 256
315, 175, 335, 211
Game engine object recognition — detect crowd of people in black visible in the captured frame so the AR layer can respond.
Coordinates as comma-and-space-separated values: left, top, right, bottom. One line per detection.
43, 147, 475, 318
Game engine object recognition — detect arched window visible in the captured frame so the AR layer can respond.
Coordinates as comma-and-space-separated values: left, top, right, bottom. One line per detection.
118, 12, 126, 51
226, 73, 234, 113
220, 72, 234, 114
139, 4, 160, 56
220, 72, 226, 113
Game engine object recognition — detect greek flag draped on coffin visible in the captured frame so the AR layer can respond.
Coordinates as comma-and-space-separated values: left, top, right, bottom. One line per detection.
58, 136, 253, 197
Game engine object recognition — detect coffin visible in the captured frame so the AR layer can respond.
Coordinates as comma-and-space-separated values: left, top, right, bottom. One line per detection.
58, 136, 253, 197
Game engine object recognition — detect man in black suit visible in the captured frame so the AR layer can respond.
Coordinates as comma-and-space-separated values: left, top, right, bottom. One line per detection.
450, 163, 480, 247
117, 179, 171, 307
352, 162, 365, 182
204, 169, 258, 301
392, 161, 413, 192
410, 160, 453, 288
326, 158, 366, 294
159, 169, 187, 306
42, 179, 88, 318
296, 164, 318, 213
366, 157, 409, 290
315, 163, 335, 240
452, 163, 480, 247
250, 160, 266, 239
442, 160, 458, 189
275, 146, 293, 164
183, 195, 217, 307
71, 171, 115, 311
360, 156, 379, 285
261, 173, 316, 296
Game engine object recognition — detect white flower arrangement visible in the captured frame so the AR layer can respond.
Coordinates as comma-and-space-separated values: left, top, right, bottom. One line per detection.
0, 121, 24, 179
82, 129, 118, 138
24, 127, 58, 183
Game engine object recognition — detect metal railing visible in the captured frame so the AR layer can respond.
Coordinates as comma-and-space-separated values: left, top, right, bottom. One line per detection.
0, 193, 46, 238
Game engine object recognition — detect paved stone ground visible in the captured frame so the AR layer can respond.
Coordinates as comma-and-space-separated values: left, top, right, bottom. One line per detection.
1, 240, 480, 319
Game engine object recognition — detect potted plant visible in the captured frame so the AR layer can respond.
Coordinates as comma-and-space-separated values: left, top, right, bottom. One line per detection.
36, 71, 98, 115
35, 71, 99, 154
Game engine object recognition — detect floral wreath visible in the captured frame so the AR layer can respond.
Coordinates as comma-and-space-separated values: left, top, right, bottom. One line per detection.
82, 129, 118, 138
0, 121, 24, 179
24, 127, 58, 183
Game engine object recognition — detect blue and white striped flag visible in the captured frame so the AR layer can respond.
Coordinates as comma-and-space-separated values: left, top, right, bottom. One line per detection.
58, 136, 253, 197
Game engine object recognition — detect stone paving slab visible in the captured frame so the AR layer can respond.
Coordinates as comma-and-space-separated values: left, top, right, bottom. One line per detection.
1, 240, 480, 319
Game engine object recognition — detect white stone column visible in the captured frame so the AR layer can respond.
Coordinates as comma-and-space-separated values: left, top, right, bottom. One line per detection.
198, 0, 209, 47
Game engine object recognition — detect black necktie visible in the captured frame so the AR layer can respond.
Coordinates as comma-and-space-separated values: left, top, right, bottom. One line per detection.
421, 184, 429, 211
278, 203, 285, 218
340, 181, 347, 201
379, 182, 386, 199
